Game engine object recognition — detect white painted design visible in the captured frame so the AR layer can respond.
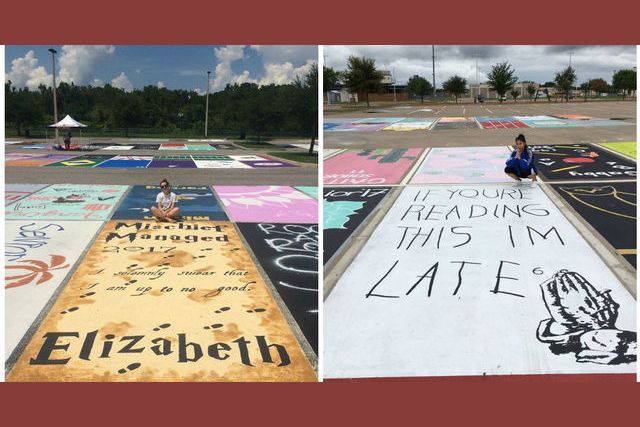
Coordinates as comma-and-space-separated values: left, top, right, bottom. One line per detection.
324, 184, 636, 378
4, 220, 103, 359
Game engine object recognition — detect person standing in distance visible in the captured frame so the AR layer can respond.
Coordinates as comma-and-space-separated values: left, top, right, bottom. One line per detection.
151, 178, 180, 222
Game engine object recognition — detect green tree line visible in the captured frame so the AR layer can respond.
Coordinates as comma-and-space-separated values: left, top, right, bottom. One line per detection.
5, 64, 318, 142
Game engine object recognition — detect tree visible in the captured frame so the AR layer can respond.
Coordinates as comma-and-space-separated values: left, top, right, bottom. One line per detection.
510, 89, 520, 102
341, 56, 384, 107
293, 63, 319, 154
612, 69, 636, 100
587, 78, 608, 97
554, 66, 577, 102
486, 62, 518, 103
442, 76, 467, 103
527, 84, 536, 100
323, 66, 339, 104
407, 75, 433, 103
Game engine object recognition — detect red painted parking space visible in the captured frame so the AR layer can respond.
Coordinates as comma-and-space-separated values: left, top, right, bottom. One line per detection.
481, 120, 529, 129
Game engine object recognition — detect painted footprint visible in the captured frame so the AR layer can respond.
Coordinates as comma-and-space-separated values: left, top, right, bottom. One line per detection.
60, 307, 79, 314
118, 362, 142, 374
246, 308, 266, 313
153, 323, 171, 331
214, 307, 231, 314
79, 292, 96, 299
203, 323, 224, 330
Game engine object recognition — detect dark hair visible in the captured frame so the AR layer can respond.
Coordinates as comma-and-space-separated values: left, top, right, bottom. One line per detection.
515, 134, 526, 143
160, 178, 169, 187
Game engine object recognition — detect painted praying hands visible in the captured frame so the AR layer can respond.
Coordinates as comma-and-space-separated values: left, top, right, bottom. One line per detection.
537, 270, 636, 365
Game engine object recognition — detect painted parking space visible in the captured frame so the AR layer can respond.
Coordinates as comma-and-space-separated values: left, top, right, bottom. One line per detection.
210, 143, 237, 150
5, 220, 317, 382
191, 155, 250, 169
5, 154, 79, 167
45, 155, 115, 167
410, 146, 512, 184
531, 144, 636, 181
382, 118, 436, 131
324, 184, 636, 378
330, 122, 390, 132
237, 223, 318, 353
5, 220, 103, 359
236, 157, 297, 168
148, 157, 197, 168
215, 186, 318, 223
96, 156, 154, 168
159, 143, 187, 150
518, 117, 580, 128
323, 187, 391, 263
476, 116, 529, 129
5, 184, 128, 221
324, 148, 424, 185
5, 184, 49, 206
295, 186, 318, 199
100, 145, 135, 150
551, 182, 636, 267
132, 144, 161, 150
185, 144, 216, 151
432, 117, 478, 130
6, 153, 41, 161
112, 185, 228, 221
599, 142, 636, 159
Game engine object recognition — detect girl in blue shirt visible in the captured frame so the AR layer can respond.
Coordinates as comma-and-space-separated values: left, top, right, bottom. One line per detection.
505, 134, 538, 182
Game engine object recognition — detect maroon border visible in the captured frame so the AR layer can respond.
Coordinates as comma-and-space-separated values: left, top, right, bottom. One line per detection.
2, 1, 639, 422
1, 1, 640, 42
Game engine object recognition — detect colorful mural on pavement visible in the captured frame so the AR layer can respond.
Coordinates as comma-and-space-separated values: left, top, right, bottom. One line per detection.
324, 148, 424, 185
6, 221, 317, 382
214, 186, 318, 223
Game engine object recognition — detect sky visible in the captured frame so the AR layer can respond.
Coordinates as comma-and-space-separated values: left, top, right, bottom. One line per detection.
324, 45, 637, 87
5, 45, 317, 93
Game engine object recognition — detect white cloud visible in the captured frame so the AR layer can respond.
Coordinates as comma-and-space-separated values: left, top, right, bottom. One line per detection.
5, 50, 53, 90
58, 45, 115, 85
157, 81, 166, 89
259, 59, 315, 85
91, 79, 105, 87
250, 45, 317, 65
210, 45, 316, 92
211, 45, 254, 91
111, 72, 133, 92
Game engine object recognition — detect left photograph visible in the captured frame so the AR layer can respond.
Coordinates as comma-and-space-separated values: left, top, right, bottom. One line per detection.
4, 45, 319, 382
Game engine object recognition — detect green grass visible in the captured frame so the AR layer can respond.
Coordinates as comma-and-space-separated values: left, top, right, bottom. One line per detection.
233, 140, 279, 149
267, 151, 318, 164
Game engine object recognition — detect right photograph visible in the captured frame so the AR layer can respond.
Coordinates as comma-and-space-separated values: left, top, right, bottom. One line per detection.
322, 45, 637, 379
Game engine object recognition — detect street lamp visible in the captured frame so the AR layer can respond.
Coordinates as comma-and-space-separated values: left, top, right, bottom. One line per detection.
48, 48, 58, 144
205, 70, 210, 137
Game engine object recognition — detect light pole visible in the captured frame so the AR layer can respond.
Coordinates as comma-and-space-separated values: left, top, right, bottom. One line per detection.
392, 67, 397, 102
324, 54, 331, 105
205, 70, 210, 137
432, 45, 436, 98
48, 48, 59, 144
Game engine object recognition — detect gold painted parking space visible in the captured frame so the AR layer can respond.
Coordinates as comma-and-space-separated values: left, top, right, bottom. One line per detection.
7, 221, 316, 382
